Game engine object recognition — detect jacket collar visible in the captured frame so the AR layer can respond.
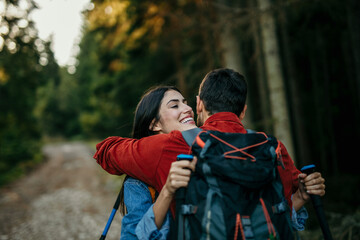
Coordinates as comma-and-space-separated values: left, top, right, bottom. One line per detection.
202, 112, 245, 133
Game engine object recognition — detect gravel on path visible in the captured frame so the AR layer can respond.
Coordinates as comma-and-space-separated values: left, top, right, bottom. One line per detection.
0, 142, 123, 240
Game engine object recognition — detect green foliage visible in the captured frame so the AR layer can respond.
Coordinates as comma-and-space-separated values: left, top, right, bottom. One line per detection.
0, 0, 59, 185
0, 122, 42, 184
72, 0, 221, 138
0, 46, 43, 185
34, 67, 82, 138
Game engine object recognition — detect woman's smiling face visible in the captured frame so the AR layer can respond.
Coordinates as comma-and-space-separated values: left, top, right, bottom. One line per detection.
152, 90, 196, 134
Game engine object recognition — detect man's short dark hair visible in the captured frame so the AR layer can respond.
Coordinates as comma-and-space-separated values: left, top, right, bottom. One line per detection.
199, 68, 247, 116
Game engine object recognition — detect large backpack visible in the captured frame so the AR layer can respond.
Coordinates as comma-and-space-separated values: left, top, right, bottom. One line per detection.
174, 128, 295, 240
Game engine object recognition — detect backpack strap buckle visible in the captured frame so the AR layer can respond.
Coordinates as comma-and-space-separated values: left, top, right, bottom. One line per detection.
272, 199, 290, 214
181, 204, 198, 215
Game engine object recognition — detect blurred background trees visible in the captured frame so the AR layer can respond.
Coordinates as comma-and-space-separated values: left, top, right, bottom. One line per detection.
1, 0, 359, 236
72, 0, 360, 175
0, 0, 61, 183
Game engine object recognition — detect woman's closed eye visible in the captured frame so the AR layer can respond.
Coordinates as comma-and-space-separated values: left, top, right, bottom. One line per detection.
167, 98, 187, 109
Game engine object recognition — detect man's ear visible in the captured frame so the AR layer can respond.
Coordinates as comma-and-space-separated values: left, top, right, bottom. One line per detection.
239, 104, 247, 121
196, 95, 203, 115
149, 118, 162, 132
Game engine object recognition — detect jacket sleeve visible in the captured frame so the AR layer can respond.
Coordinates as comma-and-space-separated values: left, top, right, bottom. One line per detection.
277, 141, 301, 208
93, 134, 169, 190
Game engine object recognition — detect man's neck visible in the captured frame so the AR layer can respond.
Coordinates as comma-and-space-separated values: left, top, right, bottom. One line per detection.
203, 111, 211, 123
197, 110, 211, 126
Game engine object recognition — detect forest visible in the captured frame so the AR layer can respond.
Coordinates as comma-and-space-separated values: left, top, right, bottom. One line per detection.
1, 0, 359, 238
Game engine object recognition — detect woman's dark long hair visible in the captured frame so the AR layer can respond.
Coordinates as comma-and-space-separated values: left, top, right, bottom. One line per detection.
119, 86, 181, 215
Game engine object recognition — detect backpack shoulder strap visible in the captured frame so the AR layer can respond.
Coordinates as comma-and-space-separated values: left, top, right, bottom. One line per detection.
181, 127, 202, 146
246, 129, 256, 133
148, 186, 156, 203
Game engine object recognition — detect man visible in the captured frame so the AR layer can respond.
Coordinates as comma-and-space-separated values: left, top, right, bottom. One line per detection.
94, 68, 325, 228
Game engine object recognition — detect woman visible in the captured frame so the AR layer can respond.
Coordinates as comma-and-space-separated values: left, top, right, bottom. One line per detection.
119, 86, 196, 239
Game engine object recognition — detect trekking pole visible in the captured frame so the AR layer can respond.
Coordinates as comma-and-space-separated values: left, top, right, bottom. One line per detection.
301, 164, 333, 240
174, 154, 194, 240
99, 189, 122, 240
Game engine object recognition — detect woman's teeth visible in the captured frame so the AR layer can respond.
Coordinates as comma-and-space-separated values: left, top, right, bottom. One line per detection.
181, 117, 194, 124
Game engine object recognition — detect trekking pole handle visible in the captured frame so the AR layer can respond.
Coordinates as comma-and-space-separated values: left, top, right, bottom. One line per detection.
175, 154, 194, 200
300, 164, 322, 207
177, 154, 194, 162
301, 164, 333, 240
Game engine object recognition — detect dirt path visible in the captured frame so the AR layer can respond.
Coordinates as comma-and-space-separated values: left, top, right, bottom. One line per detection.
0, 142, 123, 240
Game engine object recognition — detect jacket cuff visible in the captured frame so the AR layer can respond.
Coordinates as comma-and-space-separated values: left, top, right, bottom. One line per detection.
291, 205, 309, 231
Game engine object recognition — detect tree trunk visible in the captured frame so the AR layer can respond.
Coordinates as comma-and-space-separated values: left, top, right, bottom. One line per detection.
316, 32, 337, 175
169, 11, 187, 98
347, 0, 360, 116
197, 2, 216, 70
218, 18, 244, 73
257, 0, 295, 161
172, 38, 187, 97
216, 0, 253, 127
249, 0, 272, 133
277, 0, 310, 166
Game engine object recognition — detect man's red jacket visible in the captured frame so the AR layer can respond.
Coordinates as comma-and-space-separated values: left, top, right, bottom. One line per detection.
94, 112, 300, 208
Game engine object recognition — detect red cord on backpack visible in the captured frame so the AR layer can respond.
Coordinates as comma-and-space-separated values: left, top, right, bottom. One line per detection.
208, 132, 269, 162
234, 213, 246, 240
259, 198, 277, 239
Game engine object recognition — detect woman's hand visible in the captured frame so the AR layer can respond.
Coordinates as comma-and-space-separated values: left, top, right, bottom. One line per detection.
153, 157, 197, 229
163, 157, 197, 197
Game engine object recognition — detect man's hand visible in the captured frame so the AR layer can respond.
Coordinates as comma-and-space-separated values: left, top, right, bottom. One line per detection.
299, 172, 326, 199
293, 172, 326, 211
